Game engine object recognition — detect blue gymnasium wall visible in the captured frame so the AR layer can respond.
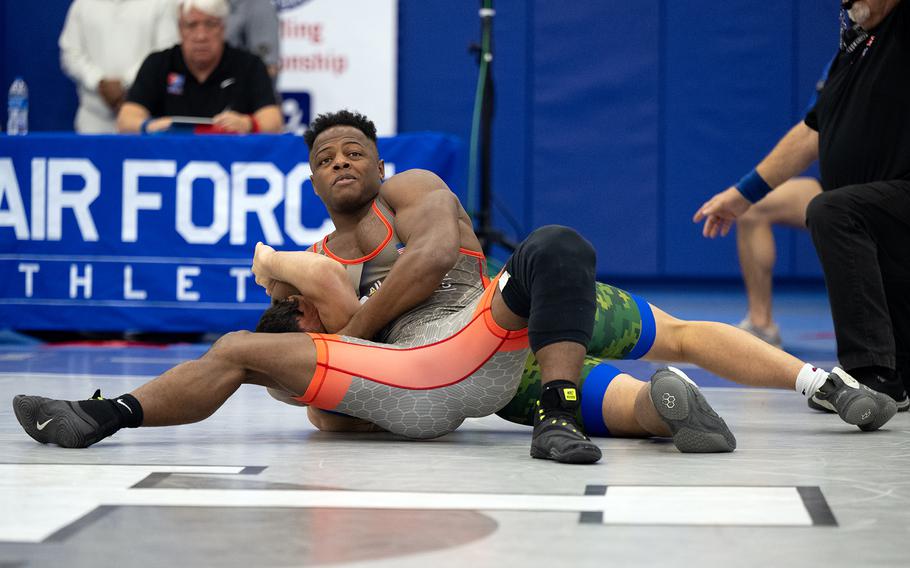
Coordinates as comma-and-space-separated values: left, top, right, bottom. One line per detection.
2, 0, 836, 280
2, 1, 75, 132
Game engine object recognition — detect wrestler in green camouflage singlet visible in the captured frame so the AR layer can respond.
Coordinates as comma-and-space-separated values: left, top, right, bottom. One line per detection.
496, 282, 646, 426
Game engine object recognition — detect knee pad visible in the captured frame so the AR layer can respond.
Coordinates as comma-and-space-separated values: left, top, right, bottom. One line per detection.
501, 225, 596, 352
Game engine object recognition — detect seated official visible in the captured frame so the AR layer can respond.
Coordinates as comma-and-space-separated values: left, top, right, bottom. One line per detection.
117, 0, 282, 134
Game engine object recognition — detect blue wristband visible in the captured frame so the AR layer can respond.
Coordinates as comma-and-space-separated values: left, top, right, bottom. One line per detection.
140, 118, 151, 134
734, 169, 772, 203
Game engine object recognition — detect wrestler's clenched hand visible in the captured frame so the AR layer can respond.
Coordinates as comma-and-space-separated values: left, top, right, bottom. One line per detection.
252, 241, 279, 295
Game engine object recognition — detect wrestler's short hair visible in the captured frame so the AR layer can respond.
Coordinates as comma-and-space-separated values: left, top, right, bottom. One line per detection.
256, 299, 303, 333
303, 110, 378, 150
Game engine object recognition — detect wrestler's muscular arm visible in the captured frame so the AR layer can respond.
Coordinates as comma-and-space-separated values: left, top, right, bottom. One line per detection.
337, 169, 464, 339
253, 243, 383, 431
252, 242, 359, 333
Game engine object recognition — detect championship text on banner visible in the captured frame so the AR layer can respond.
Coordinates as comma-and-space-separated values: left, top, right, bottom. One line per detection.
0, 133, 462, 332
276, 0, 397, 136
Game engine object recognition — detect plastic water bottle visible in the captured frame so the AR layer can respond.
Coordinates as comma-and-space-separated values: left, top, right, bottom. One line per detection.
7, 77, 28, 135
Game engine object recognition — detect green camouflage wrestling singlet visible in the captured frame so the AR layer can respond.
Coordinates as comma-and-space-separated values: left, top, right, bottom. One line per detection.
495, 281, 647, 426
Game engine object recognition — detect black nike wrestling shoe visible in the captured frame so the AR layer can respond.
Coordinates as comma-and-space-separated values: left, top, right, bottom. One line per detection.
649, 367, 736, 453
530, 381, 602, 464
13, 390, 119, 448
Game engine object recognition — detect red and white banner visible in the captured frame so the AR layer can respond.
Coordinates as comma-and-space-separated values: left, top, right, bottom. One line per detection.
276, 0, 397, 136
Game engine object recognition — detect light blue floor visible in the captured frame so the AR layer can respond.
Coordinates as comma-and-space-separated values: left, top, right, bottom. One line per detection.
9, 284, 907, 568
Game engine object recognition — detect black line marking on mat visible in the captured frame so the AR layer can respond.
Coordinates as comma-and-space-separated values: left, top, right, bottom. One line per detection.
45, 506, 117, 543
579, 484, 607, 524
129, 466, 266, 488
131, 472, 171, 488
797, 486, 838, 526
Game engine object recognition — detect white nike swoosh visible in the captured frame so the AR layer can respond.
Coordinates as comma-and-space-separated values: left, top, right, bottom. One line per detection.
220, 78, 235, 89
36, 418, 53, 430
116, 399, 133, 414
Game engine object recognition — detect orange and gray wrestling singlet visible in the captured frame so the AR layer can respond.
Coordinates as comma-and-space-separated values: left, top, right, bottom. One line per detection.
295, 255, 529, 439
301, 200, 528, 439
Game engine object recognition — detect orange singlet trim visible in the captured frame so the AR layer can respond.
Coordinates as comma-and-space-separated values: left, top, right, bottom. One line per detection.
320, 202, 394, 264
296, 272, 528, 408
458, 247, 490, 286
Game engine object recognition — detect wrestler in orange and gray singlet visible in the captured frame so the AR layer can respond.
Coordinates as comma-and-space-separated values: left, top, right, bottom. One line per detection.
296, 200, 657, 440
295, 198, 529, 439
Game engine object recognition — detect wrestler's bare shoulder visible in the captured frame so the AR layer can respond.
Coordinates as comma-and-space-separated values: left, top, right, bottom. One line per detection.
381, 169, 450, 196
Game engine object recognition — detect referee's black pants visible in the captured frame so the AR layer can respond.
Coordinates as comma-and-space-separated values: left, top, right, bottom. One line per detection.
806, 179, 910, 388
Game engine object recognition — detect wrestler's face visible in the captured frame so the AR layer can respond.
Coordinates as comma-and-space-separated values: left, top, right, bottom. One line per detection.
309, 126, 385, 214
179, 7, 225, 70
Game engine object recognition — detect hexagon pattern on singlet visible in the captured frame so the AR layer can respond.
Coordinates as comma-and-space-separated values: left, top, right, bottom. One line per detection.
337, 347, 528, 439
332, 256, 530, 439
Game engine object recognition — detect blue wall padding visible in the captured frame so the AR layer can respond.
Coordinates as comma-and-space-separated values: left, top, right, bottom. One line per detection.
2, 0, 834, 280
531, 1, 660, 276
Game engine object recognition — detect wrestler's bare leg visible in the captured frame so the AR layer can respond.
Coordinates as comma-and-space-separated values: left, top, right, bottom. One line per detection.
645, 304, 804, 389
13, 330, 321, 448
590, 369, 735, 452
616, 303, 895, 433
133, 331, 318, 426
490, 265, 603, 463
599, 374, 671, 437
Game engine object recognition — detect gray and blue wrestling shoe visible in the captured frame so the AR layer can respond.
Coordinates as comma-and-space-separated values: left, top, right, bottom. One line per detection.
810, 368, 897, 431
650, 367, 736, 453
809, 369, 909, 415
13, 391, 116, 448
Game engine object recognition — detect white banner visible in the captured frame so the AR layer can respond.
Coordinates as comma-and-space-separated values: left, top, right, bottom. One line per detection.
275, 0, 397, 136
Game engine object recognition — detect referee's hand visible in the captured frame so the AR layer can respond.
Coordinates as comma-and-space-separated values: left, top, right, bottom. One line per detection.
693, 186, 751, 238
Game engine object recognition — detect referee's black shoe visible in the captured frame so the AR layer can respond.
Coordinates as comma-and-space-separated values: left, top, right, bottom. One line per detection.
530, 381, 602, 464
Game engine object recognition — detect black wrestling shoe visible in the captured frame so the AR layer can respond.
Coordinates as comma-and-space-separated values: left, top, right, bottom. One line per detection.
811, 368, 898, 431
13, 390, 117, 448
649, 367, 736, 453
859, 372, 910, 412
530, 382, 602, 464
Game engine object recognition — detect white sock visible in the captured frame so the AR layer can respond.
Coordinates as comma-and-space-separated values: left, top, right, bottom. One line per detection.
795, 364, 829, 398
